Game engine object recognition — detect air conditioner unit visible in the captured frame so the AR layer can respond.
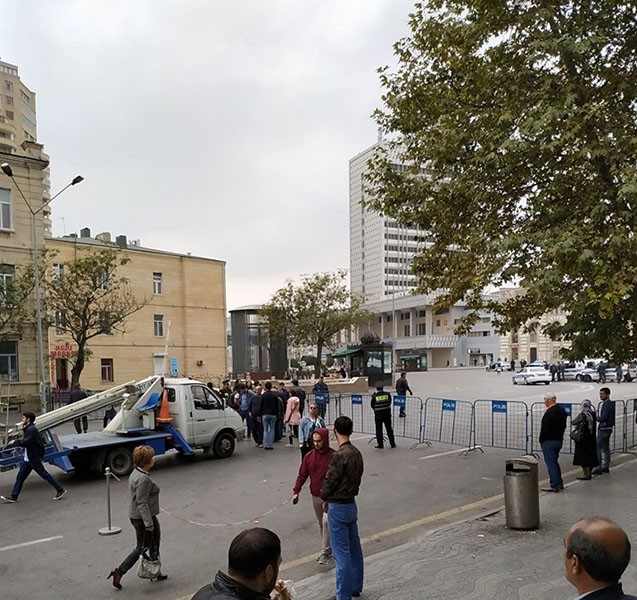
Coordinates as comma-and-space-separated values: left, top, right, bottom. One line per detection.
196, 360, 205, 366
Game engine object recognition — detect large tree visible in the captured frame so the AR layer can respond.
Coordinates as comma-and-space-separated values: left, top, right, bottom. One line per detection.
260, 271, 371, 371
367, 1, 637, 361
45, 249, 146, 387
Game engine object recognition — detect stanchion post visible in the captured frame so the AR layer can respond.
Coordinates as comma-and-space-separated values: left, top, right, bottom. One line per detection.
98, 467, 122, 536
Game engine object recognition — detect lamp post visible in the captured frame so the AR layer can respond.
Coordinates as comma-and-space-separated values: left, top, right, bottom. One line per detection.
1, 162, 83, 413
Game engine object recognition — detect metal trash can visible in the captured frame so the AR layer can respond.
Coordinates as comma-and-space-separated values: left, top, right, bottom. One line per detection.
503, 456, 540, 530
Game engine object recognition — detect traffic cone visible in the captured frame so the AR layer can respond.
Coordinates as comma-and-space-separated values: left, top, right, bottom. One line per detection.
156, 389, 172, 424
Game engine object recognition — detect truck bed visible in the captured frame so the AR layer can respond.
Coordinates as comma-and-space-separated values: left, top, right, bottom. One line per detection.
60, 430, 172, 451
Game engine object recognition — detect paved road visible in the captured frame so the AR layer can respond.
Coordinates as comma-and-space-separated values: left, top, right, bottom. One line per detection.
0, 369, 634, 599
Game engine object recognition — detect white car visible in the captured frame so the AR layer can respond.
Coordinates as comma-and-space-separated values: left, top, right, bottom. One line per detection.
512, 367, 551, 385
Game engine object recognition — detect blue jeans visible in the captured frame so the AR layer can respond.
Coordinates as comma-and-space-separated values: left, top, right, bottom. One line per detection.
327, 501, 364, 600
597, 428, 612, 470
541, 440, 563, 490
262, 414, 277, 449
11, 460, 63, 499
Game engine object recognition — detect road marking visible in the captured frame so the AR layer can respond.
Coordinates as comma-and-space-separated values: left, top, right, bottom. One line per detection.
0, 535, 63, 553
418, 446, 483, 460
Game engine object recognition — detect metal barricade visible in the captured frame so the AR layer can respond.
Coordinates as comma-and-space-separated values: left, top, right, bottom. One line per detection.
529, 402, 578, 456
307, 392, 339, 425
422, 397, 474, 451
473, 399, 529, 454
626, 399, 637, 450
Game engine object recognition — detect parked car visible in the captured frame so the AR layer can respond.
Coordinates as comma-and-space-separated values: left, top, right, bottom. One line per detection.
512, 366, 551, 385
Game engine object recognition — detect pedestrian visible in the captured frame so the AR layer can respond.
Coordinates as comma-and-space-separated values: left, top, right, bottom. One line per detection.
249, 384, 263, 447
395, 371, 412, 418
320, 416, 364, 600
616, 365, 623, 383
539, 392, 567, 493
550, 363, 557, 382
312, 376, 329, 419
276, 382, 291, 442
510, 359, 515, 372
593, 387, 615, 475
571, 399, 598, 480
108, 445, 167, 589
371, 382, 396, 449
291, 378, 306, 417
291, 428, 335, 565
598, 361, 607, 383
103, 405, 117, 428
219, 380, 233, 408
284, 392, 301, 447
298, 403, 325, 460
564, 516, 637, 599
237, 384, 254, 438
260, 382, 279, 450
1, 412, 67, 504
339, 365, 346, 379
191, 528, 283, 600
69, 383, 88, 434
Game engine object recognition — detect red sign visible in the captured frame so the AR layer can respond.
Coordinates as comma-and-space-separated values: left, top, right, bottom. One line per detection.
50, 343, 76, 359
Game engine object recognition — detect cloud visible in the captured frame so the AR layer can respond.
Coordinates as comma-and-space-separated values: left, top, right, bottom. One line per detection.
0, 0, 414, 310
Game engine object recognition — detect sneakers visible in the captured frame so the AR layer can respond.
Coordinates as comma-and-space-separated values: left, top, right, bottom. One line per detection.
285, 444, 293, 447
53, 489, 67, 501
317, 553, 330, 565
1, 495, 17, 503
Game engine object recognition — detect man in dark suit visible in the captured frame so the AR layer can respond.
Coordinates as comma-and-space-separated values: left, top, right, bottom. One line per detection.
564, 516, 637, 599
539, 392, 567, 492
1, 412, 67, 503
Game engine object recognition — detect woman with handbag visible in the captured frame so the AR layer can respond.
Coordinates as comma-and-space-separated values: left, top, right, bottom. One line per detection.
571, 399, 598, 481
108, 445, 167, 589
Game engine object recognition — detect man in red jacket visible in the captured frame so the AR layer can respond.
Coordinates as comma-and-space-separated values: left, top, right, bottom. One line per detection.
291, 427, 335, 565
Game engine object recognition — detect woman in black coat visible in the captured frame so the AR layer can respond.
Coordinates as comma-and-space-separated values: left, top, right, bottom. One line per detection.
572, 399, 598, 480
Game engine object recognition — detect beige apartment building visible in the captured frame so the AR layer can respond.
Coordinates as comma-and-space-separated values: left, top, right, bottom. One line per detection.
47, 232, 227, 392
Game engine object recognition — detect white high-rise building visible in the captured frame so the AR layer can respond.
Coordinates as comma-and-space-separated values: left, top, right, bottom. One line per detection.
348, 142, 501, 369
349, 143, 426, 304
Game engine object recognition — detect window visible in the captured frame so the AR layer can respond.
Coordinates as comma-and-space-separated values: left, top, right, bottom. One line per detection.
5, 110, 13, 120
0, 188, 11, 229
20, 90, 30, 102
435, 319, 441, 327
404, 324, 411, 337
5, 96, 12, 105
52, 263, 65, 279
191, 385, 222, 410
0, 264, 14, 306
54, 310, 67, 334
154, 314, 164, 337
418, 310, 426, 318
386, 315, 393, 322
0, 341, 18, 381
153, 272, 162, 295
4, 81, 12, 91
101, 358, 114, 383
417, 323, 426, 336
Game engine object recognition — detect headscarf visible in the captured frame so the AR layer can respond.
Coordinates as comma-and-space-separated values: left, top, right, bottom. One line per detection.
580, 399, 595, 434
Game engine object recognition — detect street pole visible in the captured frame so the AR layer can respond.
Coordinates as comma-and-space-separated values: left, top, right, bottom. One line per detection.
1, 163, 83, 414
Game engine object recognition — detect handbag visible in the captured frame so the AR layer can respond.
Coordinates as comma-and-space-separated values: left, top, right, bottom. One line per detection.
137, 548, 161, 579
570, 425, 585, 444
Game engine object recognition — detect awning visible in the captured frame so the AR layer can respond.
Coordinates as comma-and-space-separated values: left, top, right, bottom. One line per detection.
332, 348, 362, 358
400, 355, 421, 360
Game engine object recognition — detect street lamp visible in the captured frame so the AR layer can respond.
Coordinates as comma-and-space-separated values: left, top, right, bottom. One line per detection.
1, 162, 83, 413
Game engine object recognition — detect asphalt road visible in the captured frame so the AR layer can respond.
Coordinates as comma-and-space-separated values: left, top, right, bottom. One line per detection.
0, 369, 634, 600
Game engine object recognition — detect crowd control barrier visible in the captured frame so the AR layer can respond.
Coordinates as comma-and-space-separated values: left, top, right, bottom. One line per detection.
422, 397, 474, 451
626, 399, 637, 450
307, 392, 340, 424
473, 399, 529, 454
529, 402, 578, 456
597, 400, 627, 454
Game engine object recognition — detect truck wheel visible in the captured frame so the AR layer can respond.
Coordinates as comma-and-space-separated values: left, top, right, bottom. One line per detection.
106, 447, 133, 477
212, 432, 235, 459
91, 450, 107, 474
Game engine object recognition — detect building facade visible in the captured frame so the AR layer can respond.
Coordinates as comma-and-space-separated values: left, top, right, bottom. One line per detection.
46, 232, 227, 392
349, 142, 500, 368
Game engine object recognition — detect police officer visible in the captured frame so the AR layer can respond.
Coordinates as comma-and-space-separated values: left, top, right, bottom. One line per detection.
371, 382, 396, 449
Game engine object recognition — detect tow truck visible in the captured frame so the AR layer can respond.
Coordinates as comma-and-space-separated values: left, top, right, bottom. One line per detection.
0, 375, 244, 477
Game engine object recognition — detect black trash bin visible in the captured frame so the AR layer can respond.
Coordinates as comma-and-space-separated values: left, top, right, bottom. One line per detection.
503, 456, 540, 530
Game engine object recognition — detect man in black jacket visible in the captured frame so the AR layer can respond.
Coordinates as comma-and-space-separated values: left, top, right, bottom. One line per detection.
1, 412, 67, 503
539, 392, 567, 493
564, 516, 637, 599
395, 372, 412, 417
191, 528, 282, 600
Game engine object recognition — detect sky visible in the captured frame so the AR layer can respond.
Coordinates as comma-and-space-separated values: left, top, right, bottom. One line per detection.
1, 0, 415, 310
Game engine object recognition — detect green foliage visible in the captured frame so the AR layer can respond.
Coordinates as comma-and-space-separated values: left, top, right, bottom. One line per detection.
368, 1, 637, 362
0, 263, 35, 339
301, 355, 317, 366
289, 358, 300, 369
260, 271, 371, 369
325, 355, 335, 368
44, 249, 147, 386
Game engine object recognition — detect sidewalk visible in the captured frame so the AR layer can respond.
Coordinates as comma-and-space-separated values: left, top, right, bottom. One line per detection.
292, 458, 637, 600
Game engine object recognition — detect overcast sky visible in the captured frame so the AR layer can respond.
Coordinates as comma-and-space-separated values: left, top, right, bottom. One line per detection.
1, 0, 414, 310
